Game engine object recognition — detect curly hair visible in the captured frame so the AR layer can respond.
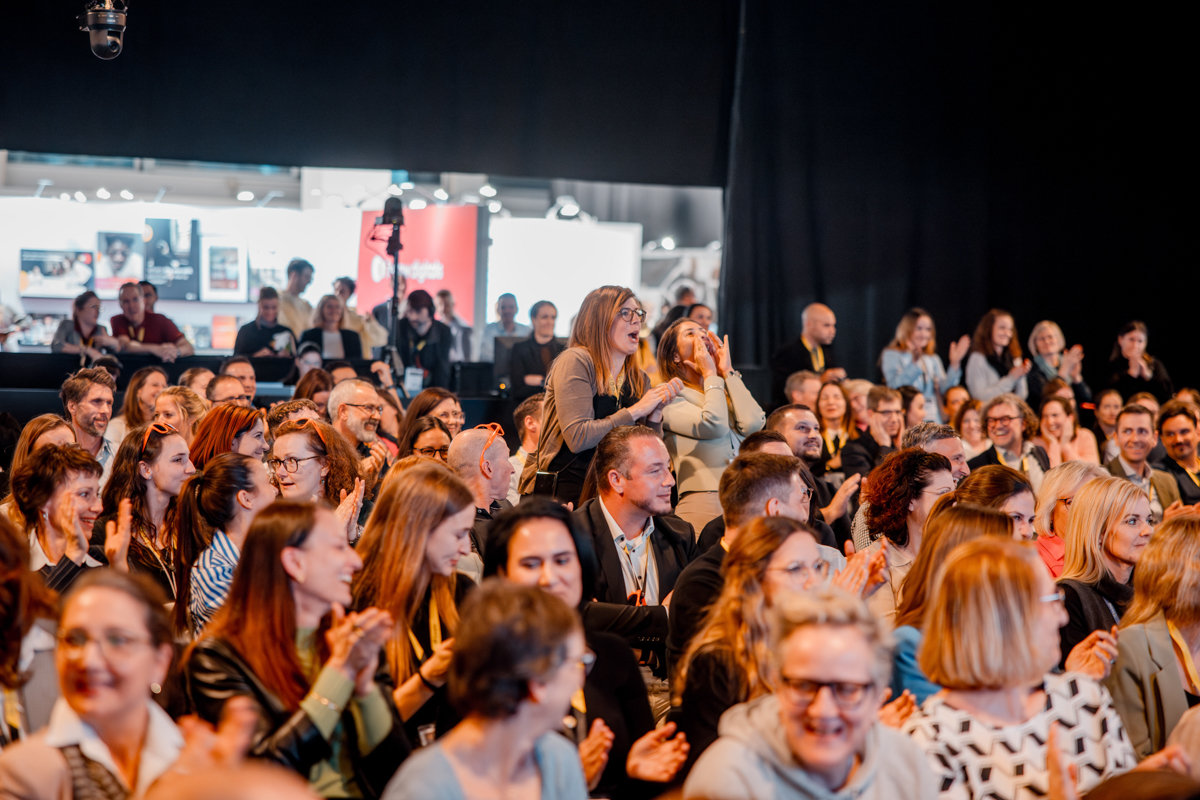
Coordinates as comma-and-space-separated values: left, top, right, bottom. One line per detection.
272, 418, 362, 503
862, 448, 953, 547
0, 414, 74, 529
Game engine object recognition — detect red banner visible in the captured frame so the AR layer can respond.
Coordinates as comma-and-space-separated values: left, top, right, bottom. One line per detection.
356, 205, 477, 325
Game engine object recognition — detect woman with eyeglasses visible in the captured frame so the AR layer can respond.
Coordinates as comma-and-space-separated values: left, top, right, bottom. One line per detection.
268, 418, 364, 543
859, 449, 955, 625
397, 416, 453, 462
380, 580, 589, 800
684, 587, 937, 800
1058, 475, 1153, 668
172, 453, 277, 636
400, 388, 465, 440
95, 422, 195, 600
352, 461, 476, 747
952, 464, 1038, 542
51, 291, 120, 362
185, 501, 409, 797
656, 317, 766, 532
483, 498, 689, 795
189, 404, 269, 470
881, 308, 972, 425
1033, 460, 1108, 577
901, 536, 1182, 799
671, 517, 829, 780
0, 413, 75, 529
518, 286, 684, 506
153, 386, 210, 448
105, 366, 169, 447
0, 570, 182, 796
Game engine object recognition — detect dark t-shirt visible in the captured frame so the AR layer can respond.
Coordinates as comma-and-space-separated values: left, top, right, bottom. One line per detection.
233, 319, 295, 356
110, 312, 184, 345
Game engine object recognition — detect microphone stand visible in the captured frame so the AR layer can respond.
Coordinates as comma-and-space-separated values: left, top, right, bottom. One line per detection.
377, 199, 408, 399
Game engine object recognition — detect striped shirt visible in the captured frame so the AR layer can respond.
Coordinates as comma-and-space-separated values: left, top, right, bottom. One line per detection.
189, 530, 240, 635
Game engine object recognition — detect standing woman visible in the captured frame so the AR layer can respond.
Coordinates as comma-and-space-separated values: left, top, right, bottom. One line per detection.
952, 398, 991, 461
153, 386, 210, 448
268, 418, 364, 541
300, 294, 366, 360
1033, 460, 1108, 577
106, 365, 169, 446
293, 367, 335, 420
814, 381, 856, 476
519, 286, 682, 505
880, 308, 970, 423
173, 453, 277, 635
185, 501, 409, 796
51, 291, 119, 361
1027, 319, 1092, 411
1058, 475, 1153, 666
510, 300, 565, 405
1109, 321, 1174, 404
283, 341, 324, 386
0, 414, 75, 528
189, 404, 268, 470
657, 318, 765, 532
1034, 395, 1101, 466
964, 308, 1030, 402
98, 422, 196, 600
352, 461, 476, 744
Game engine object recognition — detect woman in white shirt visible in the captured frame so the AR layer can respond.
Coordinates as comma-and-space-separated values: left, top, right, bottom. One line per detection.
657, 319, 765, 533
880, 308, 971, 424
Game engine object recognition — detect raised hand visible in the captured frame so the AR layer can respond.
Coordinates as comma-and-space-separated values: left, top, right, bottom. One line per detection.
821, 473, 861, 523
683, 333, 718, 380
103, 498, 133, 572
335, 478, 366, 541
878, 688, 917, 729
710, 332, 734, 377
1064, 626, 1118, 680
626, 722, 688, 782
168, 696, 259, 780
948, 335, 972, 367
53, 494, 89, 566
580, 718, 615, 790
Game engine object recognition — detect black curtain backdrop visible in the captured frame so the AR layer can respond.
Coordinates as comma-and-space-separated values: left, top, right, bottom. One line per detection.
721, 1, 1195, 391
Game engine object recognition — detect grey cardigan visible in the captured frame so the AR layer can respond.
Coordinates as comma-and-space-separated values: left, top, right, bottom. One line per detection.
661, 374, 765, 494
518, 347, 659, 494
1105, 611, 1190, 759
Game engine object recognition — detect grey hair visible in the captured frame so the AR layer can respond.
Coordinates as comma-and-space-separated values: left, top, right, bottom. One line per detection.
901, 422, 958, 450
770, 587, 894, 688
327, 378, 376, 422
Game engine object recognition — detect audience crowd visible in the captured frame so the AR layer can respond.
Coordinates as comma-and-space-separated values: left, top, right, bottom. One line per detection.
3, 276, 1200, 800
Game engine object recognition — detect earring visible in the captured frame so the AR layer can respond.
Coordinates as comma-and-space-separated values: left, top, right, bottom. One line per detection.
150, 682, 162, 694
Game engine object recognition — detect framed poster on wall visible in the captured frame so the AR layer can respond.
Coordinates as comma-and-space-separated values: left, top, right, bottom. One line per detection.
94, 232, 144, 298
18, 249, 94, 298
200, 237, 248, 302
144, 218, 200, 300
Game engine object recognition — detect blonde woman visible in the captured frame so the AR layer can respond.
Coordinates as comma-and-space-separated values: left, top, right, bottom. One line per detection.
518, 286, 683, 506
656, 317, 765, 531
814, 381, 856, 474
1034, 395, 1100, 466
1107, 512, 1200, 758
1058, 475, 1153, 665
153, 386, 210, 447
1033, 460, 1108, 577
1026, 319, 1091, 407
352, 461, 477, 744
880, 308, 971, 423
298, 294, 367, 359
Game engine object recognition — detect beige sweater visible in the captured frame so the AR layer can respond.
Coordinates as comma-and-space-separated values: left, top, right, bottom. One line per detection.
661, 374, 765, 494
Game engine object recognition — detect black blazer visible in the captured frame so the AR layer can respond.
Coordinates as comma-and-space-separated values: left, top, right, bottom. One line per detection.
299, 327, 365, 360
396, 318, 454, 390
1107, 356, 1174, 405
509, 336, 566, 403
967, 443, 1051, 474
666, 543, 726, 679
185, 637, 410, 799
769, 336, 833, 409
840, 433, 894, 482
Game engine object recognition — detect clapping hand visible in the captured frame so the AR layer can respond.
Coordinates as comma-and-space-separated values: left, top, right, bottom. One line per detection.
103, 498, 133, 572
626, 722, 688, 782
948, 335, 971, 367
877, 688, 918, 729
359, 442, 390, 480
833, 545, 887, 598
1008, 359, 1032, 380
53, 494, 89, 566
335, 478, 366, 540
580, 718, 615, 790
326, 604, 393, 692
1063, 626, 1119, 681
168, 696, 259, 779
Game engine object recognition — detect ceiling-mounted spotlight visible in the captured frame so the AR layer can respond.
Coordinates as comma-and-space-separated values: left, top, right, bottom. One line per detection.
409, 199, 427, 210
387, 184, 403, 196
236, 190, 255, 202
74, 191, 88, 202
400, 181, 415, 190
487, 200, 502, 213
96, 187, 111, 199
433, 188, 449, 201
79, 0, 128, 60
60, 192, 71, 202
548, 195, 591, 221
119, 189, 134, 200
479, 184, 497, 197
660, 236, 676, 251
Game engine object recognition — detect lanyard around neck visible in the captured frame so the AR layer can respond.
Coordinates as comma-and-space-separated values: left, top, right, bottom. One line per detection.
408, 592, 441, 662
994, 447, 1028, 474
616, 533, 652, 606
1169, 621, 1200, 693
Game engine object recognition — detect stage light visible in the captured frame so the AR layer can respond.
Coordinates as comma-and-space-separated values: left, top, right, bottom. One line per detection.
661, 236, 676, 250
120, 189, 134, 200
60, 192, 71, 201
74, 191, 88, 202
96, 187, 111, 199
400, 181, 414, 190
409, 198, 427, 209
488, 200, 502, 213
237, 190, 255, 202
387, 184, 403, 196
433, 188, 449, 201
480, 184, 497, 197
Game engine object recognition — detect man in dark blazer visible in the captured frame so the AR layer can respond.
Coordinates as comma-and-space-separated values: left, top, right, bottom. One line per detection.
571, 426, 694, 660
967, 394, 1052, 489
768, 302, 844, 409
840, 386, 904, 482
1106, 403, 1182, 524
1158, 400, 1200, 506
395, 289, 453, 390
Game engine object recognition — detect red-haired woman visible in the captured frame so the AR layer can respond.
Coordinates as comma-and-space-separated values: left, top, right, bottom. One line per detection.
185, 501, 409, 795
517, 286, 684, 505
268, 418, 364, 541
189, 404, 268, 469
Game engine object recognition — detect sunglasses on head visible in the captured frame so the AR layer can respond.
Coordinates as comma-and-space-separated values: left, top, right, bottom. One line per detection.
295, 417, 329, 449
141, 422, 178, 456
475, 422, 505, 474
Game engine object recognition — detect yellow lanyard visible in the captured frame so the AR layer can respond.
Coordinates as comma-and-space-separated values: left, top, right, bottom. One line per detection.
1183, 468, 1200, 489
802, 337, 824, 372
408, 593, 442, 662
1169, 621, 1200, 694
823, 430, 846, 455
571, 689, 587, 714
994, 448, 1029, 474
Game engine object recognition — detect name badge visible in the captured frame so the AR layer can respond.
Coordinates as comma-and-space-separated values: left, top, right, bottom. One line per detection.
404, 367, 425, 395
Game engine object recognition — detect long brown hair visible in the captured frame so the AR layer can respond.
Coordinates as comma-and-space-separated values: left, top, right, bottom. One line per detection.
120, 366, 168, 428
396, 388, 460, 446
100, 423, 185, 574
1, 414, 74, 529
816, 381, 857, 438
894, 502, 1013, 629
567, 286, 648, 398
188, 501, 320, 710
1, 514, 57, 689
970, 309, 1022, 361
293, 369, 334, 416
886, 308, 937, 355
353, 461, 473, 682
673, 517, 816, 707
655, 317, 700, 386
271, 418, 363, 502
190, 404, 264, 470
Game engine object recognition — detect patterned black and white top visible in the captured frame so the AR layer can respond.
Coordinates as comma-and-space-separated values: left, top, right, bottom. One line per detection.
903, 672, 1136, 799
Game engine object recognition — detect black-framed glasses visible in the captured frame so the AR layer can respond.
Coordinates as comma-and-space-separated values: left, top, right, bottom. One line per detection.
986, 415, 1022, 427
267, 455, 321, 473
768, 559, 829, 584
415, 446, 450, 460
1057, 497, 1073, 508
618, 308, 647, 323
779, 676, 874, 709
344, 402, 383, 417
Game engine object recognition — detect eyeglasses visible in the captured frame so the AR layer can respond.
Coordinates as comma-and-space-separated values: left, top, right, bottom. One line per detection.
875, 409, 903, 418
140, 422, 177, 455
475, 422, 505, 474
779, 676, 874, 709
216, 394, 252, 405
344, 402, 383, 417
986, 415, 1023, 427
618, 307, 647, 323
569, 648, 597, 676
794, 485, 813, 500
57, 628, 152, 660
1039, 590, 1066, 605
268, 455, 322, 473
767, 559, 829, 585
433, 409, 466, 423
415, 446, 450, 460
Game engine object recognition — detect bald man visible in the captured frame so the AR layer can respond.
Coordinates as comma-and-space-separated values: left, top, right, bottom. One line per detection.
447, 426, 515, 582
769, 302, 846, 408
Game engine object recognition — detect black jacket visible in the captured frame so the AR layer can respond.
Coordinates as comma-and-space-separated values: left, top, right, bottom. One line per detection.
967, 443, 1051, 474
396, 318, 454, 390
667, 543, 726, 679
509, 336, 566, 403
696, 514, 836, 556
839, 433, 894, 482
299, 327, 365, 360
185, 637, 410, 798
1107, 356, 1174, 405
1058, 574, 1133, 670
1162, 457, 1200, 506
769, 337, 833, 410
584, 629, 658, 799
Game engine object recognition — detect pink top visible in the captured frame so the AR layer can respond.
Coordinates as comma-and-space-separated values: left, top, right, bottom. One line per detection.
1037, 534, 1066, 578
